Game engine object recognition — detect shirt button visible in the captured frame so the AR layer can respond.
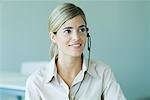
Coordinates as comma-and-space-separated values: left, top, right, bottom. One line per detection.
71, 96, 75, 100
71, 96, 74, 99
69, 95, 74, 100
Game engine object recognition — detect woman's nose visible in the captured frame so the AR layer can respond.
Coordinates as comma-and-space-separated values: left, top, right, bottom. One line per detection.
71, 31, 80, 41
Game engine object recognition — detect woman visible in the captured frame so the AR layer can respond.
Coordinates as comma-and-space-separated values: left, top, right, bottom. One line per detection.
25, 3, 126, 100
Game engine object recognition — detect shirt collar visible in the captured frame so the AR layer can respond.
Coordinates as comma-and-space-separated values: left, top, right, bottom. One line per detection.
83, 58, 94, 77
44, 55, 97, 83
44, 56, 57, 83
84, 58, 101, 79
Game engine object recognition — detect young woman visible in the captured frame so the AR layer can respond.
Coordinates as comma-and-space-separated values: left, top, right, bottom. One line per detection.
25, 3, 126, 100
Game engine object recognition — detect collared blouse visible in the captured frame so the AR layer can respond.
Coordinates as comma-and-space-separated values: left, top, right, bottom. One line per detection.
25, 56, 126, 100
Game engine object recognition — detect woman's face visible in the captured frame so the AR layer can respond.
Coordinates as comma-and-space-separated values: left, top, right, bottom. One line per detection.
51, 15, 87, 57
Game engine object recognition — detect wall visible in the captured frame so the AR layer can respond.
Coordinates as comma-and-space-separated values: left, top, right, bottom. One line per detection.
0, 1, 150, 100
149, 4, 150, 66
1, 1, 52, 72
148, 3, 150, 66
81, 1, 150, 99
0, 3, 2, 70
148, 2, 150, 95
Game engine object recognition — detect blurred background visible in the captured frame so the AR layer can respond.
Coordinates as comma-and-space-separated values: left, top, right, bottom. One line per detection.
0, 0, 150, 100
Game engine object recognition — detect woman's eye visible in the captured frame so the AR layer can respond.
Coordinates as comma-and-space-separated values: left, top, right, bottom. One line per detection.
79, 27, 86, 33
64, 29, 71, 34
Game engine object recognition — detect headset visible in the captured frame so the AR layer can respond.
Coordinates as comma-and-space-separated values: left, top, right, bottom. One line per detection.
87, 28, 91, 68
87, 33, 91, 67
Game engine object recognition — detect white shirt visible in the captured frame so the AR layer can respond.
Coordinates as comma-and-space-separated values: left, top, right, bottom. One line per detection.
25, 56, 126, 100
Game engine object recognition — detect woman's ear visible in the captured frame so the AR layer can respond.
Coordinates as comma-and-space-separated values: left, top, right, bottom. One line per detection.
49, 32, 57, 43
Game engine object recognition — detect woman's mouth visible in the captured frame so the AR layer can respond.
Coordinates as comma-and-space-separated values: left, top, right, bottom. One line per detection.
69, 43, 81, 48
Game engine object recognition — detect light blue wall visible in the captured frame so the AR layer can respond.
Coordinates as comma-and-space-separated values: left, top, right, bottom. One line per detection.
148, 2, 150, 96
1, 1, 52, 72
0, 1, 150, 100
148, 3, 150, 64
87, 2, 149, 99
81, 1, 150, 99
146, 2, 150, 99
0, 3, 2, 70
149, 4, 150, 65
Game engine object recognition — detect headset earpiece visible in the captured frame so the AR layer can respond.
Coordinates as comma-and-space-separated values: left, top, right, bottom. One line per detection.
87, 33, 90, 37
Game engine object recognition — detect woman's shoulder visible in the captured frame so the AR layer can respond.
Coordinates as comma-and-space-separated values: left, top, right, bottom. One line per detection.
89, 59, 112, 78
90, 59, 111, 70
26, 63, 50, 85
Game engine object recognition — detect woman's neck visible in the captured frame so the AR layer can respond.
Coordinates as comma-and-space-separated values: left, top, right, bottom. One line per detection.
57, 54, 82, 73
56, 54, 83, 87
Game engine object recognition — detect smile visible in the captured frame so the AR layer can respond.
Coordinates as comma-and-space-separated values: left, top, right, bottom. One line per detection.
69, 43, 82, 48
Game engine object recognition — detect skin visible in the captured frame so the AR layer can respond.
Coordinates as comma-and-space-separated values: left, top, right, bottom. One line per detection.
50, 15, 87, 87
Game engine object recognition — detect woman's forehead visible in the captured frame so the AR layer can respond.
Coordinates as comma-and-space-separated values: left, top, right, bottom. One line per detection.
60, 16, 86, 29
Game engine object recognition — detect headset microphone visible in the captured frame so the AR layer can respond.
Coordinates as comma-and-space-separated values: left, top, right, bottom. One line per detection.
87, 32, 91, 69
87, 33, 91, 51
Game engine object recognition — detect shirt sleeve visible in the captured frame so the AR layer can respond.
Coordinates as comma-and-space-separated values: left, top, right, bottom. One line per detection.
102, 66, 126, 100
25, 76, 41, 100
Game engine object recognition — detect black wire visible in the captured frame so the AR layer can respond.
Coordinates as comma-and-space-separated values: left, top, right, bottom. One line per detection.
87, 33, 91, 68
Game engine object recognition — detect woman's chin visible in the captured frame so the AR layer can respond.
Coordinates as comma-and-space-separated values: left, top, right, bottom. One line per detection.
68, 52, 83, 57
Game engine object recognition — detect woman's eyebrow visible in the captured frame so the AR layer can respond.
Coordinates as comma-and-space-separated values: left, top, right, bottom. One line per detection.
63, 27, 73, 30
79, 25, 86, 28
63, 25, 86, 30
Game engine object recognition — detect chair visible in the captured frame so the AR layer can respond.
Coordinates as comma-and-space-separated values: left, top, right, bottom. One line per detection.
21, 61, 49, 75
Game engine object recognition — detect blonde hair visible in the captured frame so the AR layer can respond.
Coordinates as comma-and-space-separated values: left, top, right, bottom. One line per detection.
48, 3, 87, 59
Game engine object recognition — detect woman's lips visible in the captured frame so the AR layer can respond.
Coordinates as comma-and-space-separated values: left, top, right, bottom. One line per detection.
69, 43, 81, 48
